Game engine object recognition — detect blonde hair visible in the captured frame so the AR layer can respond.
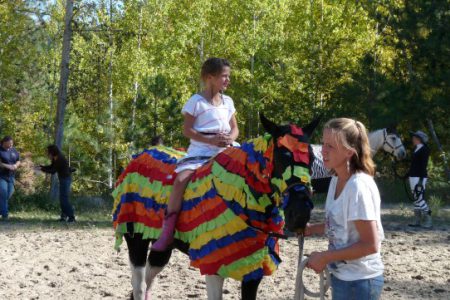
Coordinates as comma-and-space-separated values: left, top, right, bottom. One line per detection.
324, 118, 375, 176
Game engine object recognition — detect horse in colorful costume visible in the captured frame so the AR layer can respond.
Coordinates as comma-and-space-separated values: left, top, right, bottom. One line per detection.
112, 115, 319, 300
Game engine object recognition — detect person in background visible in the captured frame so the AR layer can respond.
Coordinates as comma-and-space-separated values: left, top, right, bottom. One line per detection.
0, 136, 20, 220
40, 145, 76, 223
305, 118, 384, 300
407, 130, 432, 228
150, 135, 164, 146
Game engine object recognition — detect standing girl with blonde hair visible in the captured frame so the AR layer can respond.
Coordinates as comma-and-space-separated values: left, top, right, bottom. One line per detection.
305, 118, 384, 300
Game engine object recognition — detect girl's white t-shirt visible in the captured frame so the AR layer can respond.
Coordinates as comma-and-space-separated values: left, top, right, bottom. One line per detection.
181, 93, 236, 157
325, 172, 385, 281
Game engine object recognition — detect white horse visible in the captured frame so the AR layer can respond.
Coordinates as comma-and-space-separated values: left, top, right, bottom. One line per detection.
311, 127, 406, 193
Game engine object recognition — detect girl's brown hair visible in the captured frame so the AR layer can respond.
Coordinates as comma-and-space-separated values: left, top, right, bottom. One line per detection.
324, 118, 375, 176
200, 57, 230, 80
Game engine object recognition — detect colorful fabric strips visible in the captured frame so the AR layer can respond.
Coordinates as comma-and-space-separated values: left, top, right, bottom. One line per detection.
277, 134, 310, 165
112, 134, 308, 282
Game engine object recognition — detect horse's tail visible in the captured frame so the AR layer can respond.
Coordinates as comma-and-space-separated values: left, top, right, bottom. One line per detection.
112, 146, 185, 249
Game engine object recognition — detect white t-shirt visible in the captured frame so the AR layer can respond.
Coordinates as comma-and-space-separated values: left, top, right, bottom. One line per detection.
325, 172, 385, 281
181, 93, 236, 157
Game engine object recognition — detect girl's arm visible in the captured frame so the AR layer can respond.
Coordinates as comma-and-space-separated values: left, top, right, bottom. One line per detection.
183, 113, 222, 146
40, 161, 57, 174
304, 223, 325, 236
227, 113, 239, 142
0, 162, 15, 170
307, 220, 379, 273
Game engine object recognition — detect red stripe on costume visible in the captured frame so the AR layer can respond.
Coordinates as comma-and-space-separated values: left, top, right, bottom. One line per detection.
191, 161, 213, 181
222, 147, 248, 165
116, 153, 176, 186
215, 153, 247, 178
191, 237, 266, 275
116, 213, 162, 228
177, 201, 228, 232
246, 175, 272, 193
178, 195, 223, 224
115, 202, 163, 228
190, 233, 265, 265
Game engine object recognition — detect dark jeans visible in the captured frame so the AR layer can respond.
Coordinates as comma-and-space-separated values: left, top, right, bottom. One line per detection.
0, 177, 14, 218
59, 177, 74, 219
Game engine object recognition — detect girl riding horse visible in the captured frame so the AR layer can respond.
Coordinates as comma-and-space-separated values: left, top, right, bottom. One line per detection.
112, 115, 319, 300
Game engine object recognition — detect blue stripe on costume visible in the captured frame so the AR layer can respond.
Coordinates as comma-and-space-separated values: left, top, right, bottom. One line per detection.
132, 148, 179, 164
240, 142, 267, 168
226, 200, 270, 222
188, 227, 258, 260
181, 188, 218, 211
243, 268, 265, 282
112, 192, 167, 221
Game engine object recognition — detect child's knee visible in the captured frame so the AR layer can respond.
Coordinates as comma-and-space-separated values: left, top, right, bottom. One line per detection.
175, 170, 194, 185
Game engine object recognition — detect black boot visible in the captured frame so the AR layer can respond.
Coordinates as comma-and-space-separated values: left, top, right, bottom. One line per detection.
408, 210, 421, 227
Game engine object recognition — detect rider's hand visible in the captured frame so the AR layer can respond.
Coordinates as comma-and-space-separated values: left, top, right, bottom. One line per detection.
304, 223, 313, 237
210, 133, 233, 147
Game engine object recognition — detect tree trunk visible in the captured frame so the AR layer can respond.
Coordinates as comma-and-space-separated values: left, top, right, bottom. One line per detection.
107, 0, 114, 189
130, 3, 143, 151
51, 0, 73, 200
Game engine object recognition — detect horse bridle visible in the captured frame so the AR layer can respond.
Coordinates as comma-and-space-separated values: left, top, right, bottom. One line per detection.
249, 148, 313, 240
282, 182, 312, 199
382, 129, 404, 156
382, 130, 415, 201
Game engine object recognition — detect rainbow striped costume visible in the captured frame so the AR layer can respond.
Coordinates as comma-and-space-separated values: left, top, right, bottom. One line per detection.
112, 134, 311, 282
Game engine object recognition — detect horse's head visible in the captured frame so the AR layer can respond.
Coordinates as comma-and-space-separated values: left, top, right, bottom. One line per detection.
384, 126, 406, 160
260, 114, 319, 234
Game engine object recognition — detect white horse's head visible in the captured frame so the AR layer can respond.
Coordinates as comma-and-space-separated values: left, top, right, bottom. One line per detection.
368, 126, 406, 160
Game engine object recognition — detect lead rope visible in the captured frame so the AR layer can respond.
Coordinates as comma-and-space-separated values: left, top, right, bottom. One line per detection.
294, 234, 330, 300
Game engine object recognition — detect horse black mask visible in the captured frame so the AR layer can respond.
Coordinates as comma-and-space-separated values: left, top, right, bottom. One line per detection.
260, 114, 318, 233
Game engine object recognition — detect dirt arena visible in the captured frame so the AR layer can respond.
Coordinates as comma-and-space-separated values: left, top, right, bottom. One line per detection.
1, 207, 449, 299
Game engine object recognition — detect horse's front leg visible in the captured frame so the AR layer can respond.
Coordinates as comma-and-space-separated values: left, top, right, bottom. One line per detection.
241, 279, 262, 300
205, 275, 225, 300
124, 233, 150, 300
146, 248, 173, 298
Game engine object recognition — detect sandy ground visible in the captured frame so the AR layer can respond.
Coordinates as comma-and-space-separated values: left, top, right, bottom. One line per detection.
0, 207, 449, 300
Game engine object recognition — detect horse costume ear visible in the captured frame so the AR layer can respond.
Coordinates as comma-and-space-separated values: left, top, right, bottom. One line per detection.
302, 116, 321, 138
260, 113, 280, 136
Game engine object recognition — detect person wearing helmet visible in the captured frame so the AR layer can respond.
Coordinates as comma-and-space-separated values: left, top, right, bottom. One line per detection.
407, 131, 432, 228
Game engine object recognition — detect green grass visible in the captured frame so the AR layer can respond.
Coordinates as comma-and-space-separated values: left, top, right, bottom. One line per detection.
3, 209, 112, 230
3, 192, 113, 231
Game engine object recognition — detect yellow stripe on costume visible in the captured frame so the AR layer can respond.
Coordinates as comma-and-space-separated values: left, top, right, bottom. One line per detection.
217, 248, 268, 280
116, 182, 170, 204
212, 178, 246, 205
263, 254, 278, 274
253, 137, 268, 152
190, 214, 248, 249
184, 179, 213, 200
